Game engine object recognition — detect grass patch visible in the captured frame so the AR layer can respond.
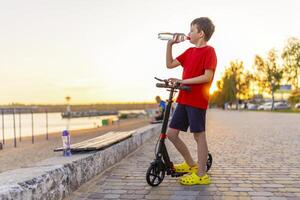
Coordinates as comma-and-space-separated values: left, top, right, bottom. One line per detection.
247, 109, 300, 113
272, 109, 300, 113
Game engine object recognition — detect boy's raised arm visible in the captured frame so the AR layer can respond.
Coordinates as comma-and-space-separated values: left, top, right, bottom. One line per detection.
166, 37, 181, 69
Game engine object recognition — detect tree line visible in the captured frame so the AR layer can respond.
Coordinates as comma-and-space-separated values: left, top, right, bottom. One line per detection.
210, 37, 300, 110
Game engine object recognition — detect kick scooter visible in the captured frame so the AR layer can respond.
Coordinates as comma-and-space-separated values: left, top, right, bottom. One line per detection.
146, 77, 213, 186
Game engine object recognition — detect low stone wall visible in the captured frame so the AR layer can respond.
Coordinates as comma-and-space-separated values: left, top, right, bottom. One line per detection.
0, 124, 161, 200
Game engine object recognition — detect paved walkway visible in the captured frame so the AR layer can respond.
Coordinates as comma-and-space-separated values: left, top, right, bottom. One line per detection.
66, 109, 300, 200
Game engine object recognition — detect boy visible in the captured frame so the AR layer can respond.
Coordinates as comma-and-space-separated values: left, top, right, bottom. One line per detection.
151, 96, 166, 122
166, 17, 217, 185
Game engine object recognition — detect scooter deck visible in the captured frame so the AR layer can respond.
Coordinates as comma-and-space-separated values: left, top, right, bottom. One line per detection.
167, 170, 187, 177
169, 171, 188, 177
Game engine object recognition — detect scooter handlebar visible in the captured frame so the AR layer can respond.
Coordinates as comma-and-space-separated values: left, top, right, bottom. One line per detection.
156, 83, 191, 91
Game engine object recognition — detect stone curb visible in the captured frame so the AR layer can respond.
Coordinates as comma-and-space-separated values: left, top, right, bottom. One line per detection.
0, 124, 161, 200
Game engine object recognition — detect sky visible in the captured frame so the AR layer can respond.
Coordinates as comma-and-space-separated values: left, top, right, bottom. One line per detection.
0, 0, 299, 104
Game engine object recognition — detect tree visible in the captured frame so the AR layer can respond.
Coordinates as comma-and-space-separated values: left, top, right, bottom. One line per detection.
221, 74, 236, 104
223, 60, 252, 109
288, 88, 300, 105
253, 49, 283, 110
209, 60, 252, 109
282, 37, 300, 89
210, 80, 229, 108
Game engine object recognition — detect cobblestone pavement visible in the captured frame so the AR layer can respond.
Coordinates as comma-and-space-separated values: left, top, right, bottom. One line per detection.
66, 109, 300, 200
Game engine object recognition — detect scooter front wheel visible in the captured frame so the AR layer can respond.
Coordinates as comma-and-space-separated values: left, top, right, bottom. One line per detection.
206, 152, 213, 172
146, 162, 165, 186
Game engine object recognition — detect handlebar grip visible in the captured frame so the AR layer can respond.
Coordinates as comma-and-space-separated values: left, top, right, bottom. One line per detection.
156, 83, 167, 88
179, 85, 191, 91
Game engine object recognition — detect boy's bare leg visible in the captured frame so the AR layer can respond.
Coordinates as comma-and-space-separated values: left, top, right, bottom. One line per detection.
167, 128, 196, 167
193, 132, 208, 177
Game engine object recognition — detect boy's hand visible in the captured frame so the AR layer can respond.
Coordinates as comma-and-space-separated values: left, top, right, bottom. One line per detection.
167, 34, 181, 45
168, 78, 183, 84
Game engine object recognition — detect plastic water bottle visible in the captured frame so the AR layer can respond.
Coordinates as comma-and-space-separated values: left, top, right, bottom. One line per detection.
62, 130, 72, 157
158, 32, 190, 41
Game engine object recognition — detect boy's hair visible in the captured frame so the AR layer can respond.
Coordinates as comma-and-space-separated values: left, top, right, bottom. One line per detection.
191, 17, 215, 41
155, 96, 161, 103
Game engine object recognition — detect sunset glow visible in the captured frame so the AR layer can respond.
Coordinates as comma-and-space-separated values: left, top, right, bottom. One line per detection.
0, 0, 299, 104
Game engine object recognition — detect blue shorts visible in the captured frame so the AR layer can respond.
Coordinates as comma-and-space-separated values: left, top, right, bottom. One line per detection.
169, 104, 206, 133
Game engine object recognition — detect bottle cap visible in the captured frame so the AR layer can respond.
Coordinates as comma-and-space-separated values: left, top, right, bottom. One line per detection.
62, 130, 69, 136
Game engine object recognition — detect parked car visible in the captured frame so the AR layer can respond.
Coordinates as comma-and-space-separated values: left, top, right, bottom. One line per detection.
247, 103, 258, 110
257, 102, 273, 110
295, 103, 300, 109
274, 102, 290, 110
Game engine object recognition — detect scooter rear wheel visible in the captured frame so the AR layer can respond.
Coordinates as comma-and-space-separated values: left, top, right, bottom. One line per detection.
146, 162, 165, 186
206, 153, 213, 172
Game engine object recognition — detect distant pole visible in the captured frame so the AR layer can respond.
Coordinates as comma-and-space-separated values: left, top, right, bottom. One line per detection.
65, 96, 71, 131
19, 110, 22, 142
46, 110, 48, 140
1, 109, 5, 145
13, 109, 17, 147
31, 110, 34, 144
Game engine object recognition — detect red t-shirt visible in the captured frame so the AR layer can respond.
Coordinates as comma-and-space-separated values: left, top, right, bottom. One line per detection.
176, 46, 217, 109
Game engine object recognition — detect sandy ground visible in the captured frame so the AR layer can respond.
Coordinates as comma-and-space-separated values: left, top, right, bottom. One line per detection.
0, 118, 150, 173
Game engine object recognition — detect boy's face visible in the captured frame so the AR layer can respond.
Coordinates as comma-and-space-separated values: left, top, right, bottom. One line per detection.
188, 24, 205, 44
